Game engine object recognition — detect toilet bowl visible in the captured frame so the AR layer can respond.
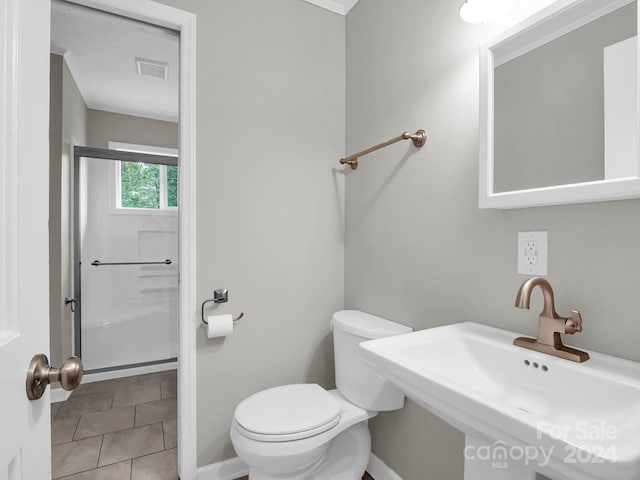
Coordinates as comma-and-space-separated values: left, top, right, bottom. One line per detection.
230, 311, 412, 480
230, 386, 373, 479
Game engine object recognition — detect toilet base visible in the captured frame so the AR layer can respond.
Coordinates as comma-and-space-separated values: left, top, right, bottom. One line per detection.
248, 422, 371, 480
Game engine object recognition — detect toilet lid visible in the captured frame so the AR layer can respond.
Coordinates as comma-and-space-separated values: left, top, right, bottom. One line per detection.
234, 384, 342, 438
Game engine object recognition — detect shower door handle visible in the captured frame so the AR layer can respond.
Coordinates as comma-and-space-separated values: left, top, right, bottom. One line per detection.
26, 354, 83, 400
65, 296, 77, 313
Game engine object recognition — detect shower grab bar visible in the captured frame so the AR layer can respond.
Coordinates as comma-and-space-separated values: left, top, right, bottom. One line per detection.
91, 259, 172, 266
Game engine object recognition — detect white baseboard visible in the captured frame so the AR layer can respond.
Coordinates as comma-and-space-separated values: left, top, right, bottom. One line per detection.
195, 453, 401, 480
196, 457, 249, 480
51, 388, 72, 403
82, 362, 177, 384
367, 453, 404, 480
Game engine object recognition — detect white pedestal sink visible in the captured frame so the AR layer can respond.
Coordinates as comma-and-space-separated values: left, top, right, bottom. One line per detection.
465, 436, 536, 480
359, 322, 640, 480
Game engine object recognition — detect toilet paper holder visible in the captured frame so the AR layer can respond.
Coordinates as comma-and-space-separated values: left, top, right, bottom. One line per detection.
201, 291, 244, 325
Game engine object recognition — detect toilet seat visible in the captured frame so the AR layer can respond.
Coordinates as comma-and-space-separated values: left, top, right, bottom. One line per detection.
234, 384, 342, 442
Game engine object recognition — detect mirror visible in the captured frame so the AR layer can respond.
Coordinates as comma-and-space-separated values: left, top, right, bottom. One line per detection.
479, 0, 640, 209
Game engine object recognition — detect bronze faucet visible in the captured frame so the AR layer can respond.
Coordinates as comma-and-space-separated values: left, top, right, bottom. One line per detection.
513, 277, 589, 362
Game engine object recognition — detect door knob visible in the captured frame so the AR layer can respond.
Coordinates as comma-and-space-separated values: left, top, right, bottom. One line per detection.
26, 354, 83, 401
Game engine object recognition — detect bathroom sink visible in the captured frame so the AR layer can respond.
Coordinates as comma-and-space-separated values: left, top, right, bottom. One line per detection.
359, 322, 640, 480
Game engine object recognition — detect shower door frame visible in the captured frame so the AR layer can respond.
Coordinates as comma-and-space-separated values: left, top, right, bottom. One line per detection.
73, 146, 179, 371
63, 3, 197, 478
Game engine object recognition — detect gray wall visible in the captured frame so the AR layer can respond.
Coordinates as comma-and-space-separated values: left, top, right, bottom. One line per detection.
49, 54, 88, 368
87, 109, 178, 149
494, 3, 636, 192
61, 59, 89, 365
49, 54, 64, 367
346, 1, 640, 479
156, 0, 346, 466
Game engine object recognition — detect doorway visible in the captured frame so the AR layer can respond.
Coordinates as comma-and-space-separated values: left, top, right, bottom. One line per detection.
47, 0, 196, 478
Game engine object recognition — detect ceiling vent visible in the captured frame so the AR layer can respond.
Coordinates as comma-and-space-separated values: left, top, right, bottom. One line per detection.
136, 58, 168, 80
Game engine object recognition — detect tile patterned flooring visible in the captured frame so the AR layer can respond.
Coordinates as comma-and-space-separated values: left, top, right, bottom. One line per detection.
51, 370, 177, 480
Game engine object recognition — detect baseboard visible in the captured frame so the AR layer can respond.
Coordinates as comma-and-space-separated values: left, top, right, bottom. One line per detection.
195, 453, 400, 480
196, 457, 249, 480
367, 453, 404, 480
50, 388, 72, 403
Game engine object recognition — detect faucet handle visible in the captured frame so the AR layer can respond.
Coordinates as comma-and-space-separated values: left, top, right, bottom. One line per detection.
565, 310, 583, 334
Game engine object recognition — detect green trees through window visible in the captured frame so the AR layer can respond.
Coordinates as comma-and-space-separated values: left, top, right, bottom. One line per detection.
119, 161, 178, 209
167, 165, 178, 208
121, 162, 161, 208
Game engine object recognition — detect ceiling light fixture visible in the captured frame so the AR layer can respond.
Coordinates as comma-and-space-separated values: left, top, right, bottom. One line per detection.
459, 0, 516, 24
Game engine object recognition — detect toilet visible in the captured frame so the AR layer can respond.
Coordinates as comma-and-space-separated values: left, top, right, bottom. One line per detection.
230, 310, 413, 480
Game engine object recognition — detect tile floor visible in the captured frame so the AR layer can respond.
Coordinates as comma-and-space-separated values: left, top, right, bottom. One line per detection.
51, 370, 177, 480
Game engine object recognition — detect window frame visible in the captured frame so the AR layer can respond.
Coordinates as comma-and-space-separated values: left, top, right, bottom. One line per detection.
109, 142, 179, 213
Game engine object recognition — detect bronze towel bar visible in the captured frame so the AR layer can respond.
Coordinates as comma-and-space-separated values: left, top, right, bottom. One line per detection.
340, 129, 427, 170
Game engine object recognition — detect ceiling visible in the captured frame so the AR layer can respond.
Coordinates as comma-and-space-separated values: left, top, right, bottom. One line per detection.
50, 0, 359, 123
303, 0, 360, 15
51, 0, 179, 122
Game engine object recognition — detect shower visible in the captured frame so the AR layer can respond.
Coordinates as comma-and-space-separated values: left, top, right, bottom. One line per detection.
74, 146, 179, 374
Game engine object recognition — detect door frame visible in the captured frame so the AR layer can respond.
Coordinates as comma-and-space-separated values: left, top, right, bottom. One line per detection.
60, 1, 198, 478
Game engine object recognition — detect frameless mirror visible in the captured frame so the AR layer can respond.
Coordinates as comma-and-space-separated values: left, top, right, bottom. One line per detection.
479, 0, 640, 209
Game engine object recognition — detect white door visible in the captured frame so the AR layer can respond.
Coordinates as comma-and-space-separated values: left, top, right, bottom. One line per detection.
0, 0, 52, 478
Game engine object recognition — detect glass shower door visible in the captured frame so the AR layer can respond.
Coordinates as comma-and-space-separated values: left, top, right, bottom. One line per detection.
76, 150, 178, 372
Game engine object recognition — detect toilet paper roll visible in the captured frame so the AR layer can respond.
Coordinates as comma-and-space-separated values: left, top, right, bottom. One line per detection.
205, 314, 234, 338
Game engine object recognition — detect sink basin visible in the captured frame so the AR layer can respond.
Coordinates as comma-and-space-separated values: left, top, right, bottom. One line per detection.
359, 322, 640, 480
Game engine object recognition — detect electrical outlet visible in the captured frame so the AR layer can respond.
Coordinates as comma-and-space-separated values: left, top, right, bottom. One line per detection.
525, 240, 538, 265
518, 231, 547, 275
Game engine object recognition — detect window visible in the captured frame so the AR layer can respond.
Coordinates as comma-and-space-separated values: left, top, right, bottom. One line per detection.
110, 142, 178, 211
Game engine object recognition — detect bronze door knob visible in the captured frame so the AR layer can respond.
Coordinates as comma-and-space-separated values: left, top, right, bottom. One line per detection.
26, 354, 83, 400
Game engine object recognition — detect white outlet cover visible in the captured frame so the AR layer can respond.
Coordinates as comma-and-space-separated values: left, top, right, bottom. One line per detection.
517, 231, 548, 275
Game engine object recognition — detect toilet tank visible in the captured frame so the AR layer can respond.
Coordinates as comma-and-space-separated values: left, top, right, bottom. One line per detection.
331, 310, 412, 412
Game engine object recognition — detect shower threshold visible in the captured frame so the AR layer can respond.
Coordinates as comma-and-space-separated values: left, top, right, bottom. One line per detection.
82, 357, 177, 383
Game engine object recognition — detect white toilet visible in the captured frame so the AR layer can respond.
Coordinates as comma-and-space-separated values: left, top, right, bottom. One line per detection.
230, 310, 413, 480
